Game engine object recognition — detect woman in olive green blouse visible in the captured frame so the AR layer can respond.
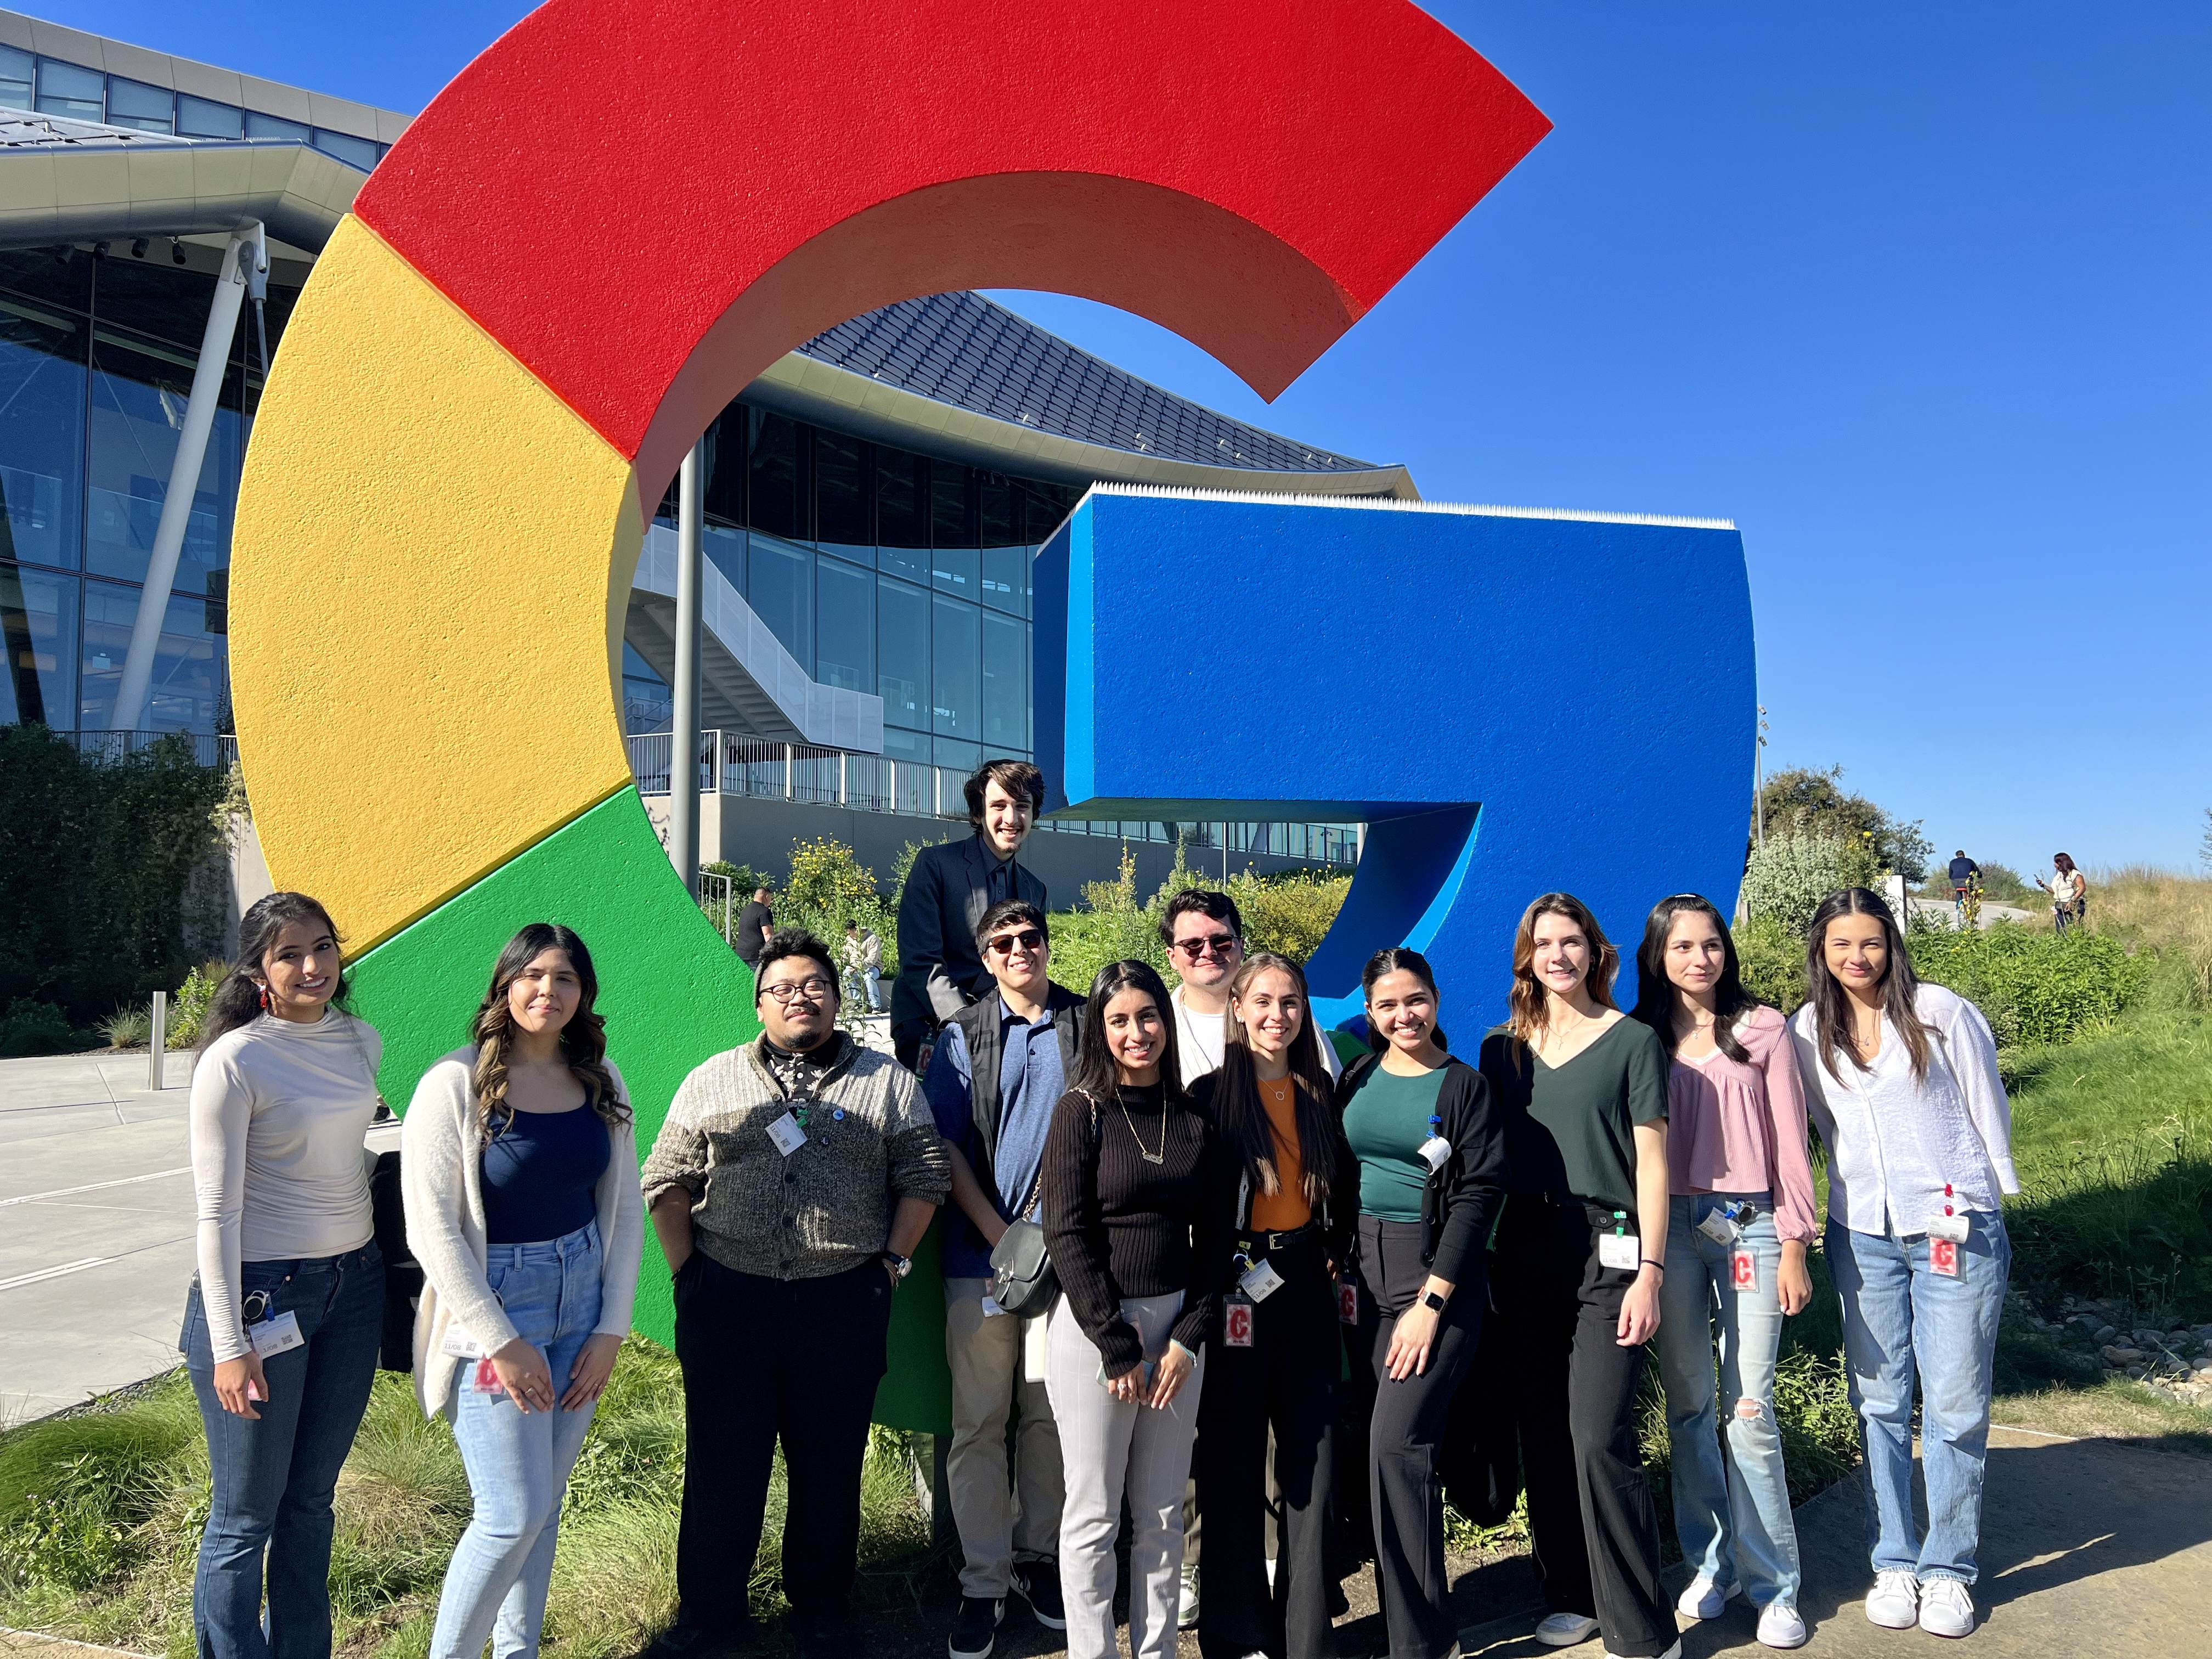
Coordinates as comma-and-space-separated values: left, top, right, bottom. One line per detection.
1479, 893, 1677, 1659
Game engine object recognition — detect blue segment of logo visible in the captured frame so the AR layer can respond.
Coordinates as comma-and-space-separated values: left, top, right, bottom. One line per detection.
1032, 488, 1755, 1031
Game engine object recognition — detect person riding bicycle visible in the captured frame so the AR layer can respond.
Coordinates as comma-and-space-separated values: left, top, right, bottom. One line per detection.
1946, 850, 1981, 915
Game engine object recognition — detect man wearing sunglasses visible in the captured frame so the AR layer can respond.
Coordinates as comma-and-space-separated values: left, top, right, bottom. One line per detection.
894, 759, 1051, 1071
640, 932, 950, 1659
921, 899, 1086, 1658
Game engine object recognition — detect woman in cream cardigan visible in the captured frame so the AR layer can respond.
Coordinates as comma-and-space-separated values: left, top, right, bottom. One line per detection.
403, 923, 644, 1659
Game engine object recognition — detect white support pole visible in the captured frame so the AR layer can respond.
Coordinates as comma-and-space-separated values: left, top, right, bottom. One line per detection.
670, 441, 704, 895
112, 227, 259, 732
148, 990, 167, 1090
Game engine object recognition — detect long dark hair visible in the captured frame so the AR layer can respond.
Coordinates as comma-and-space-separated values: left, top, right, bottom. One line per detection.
1805, 887, 1931, 1082
1361, 946, 1448, 1054
1629, 894, 1760, 1062
1070, 959, 1186, 1103
1215, 953, 1337, 1206
470, 923, 627, 1139
1506, 892, 1619, 1042
198, 891, 352, 1052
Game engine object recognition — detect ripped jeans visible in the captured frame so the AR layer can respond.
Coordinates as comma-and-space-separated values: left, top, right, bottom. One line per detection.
1655, 1193, 1802, 1607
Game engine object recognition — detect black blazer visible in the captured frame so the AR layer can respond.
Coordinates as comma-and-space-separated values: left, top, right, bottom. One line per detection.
1334, 1052, 1507, 1285
891, 833, 1048, 1028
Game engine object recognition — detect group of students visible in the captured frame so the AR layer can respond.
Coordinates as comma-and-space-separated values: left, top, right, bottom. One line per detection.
179, 757, 2017, 1659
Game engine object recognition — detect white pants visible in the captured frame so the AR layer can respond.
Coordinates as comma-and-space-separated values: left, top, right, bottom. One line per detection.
1046, 1292, 1205, 1659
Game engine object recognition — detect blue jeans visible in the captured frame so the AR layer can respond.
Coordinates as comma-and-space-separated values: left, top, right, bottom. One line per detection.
430, 1222, 606, 1659
1655, 1195, 1801, 1607
183, 1243, 385, 1659
1826, 1213, 2010, 1584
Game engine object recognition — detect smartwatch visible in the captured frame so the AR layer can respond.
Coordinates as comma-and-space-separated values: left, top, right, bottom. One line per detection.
881, 1251, 912, 1281
1420, 1289, 1448, 1313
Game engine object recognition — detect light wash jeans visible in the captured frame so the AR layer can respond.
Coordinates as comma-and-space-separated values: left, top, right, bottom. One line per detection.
1655, 1194, 1802, 1608
1825, 1212, 2010, 1585
430, 1222, 606, 1659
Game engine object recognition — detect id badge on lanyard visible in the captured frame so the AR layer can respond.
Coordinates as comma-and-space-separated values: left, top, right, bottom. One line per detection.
1596, 1211, 1639, 1272
1223, 1293, 1255, 1348
1926, 1183, 1968, 1278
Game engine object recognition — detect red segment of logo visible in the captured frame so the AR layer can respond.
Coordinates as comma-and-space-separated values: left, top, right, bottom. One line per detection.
1732, 1250, 1755, 1290
353, 0, 1550, 501
1225, 1301, 1254, 1347
1931, 1239, 1959, 1278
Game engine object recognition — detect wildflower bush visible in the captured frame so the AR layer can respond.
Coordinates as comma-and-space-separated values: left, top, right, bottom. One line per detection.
1739, 827, 1885, 938
768, 837, 899, 980
1906, 919, 2150, 1047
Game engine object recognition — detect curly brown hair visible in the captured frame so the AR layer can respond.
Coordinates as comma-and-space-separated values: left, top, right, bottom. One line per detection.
469, 923, 627, 1142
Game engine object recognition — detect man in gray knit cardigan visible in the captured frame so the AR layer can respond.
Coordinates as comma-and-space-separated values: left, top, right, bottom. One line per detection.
639, 930, 949, 1659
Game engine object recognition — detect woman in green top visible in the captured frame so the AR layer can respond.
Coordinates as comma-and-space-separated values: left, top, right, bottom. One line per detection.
1336, 948, 1505, 1659
1479, 893, 1677, 1659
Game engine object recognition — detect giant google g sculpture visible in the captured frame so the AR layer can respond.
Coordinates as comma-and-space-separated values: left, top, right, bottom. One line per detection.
231, 0, 1751, 1429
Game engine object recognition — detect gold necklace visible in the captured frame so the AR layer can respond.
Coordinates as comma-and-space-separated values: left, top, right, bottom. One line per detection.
1119, 1090, 1167, 1165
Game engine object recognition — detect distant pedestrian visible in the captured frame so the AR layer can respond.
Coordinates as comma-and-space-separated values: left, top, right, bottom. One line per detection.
2033, 855, 2086, 934
1790, 888, 2018, 1641
184, 891, 385, 1659
736, 885, 774, 968
843, 919, 885, 1013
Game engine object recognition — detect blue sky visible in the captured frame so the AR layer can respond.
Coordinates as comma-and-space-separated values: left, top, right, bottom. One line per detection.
43, 2, 2211, 874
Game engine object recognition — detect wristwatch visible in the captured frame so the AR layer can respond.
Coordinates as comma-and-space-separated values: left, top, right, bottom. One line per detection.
881, 1251, 912, 1281
1420, 1289, 1448, 1313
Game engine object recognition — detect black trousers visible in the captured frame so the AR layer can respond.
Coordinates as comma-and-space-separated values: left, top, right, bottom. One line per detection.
1351, 1216, 1482, 1659
893, 1018, 932, 1071
1492, 1199, 1671, 1659
1195, 1230, 1338, 1659
671, 1252, 893, 1631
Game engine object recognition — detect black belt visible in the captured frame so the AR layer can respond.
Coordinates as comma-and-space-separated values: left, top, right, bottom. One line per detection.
1240, 1221, 1323, 1254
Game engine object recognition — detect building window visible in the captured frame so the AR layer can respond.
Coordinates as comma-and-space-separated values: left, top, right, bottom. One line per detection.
931, 594, 980, 740
748, 532, 812, 672
105, 78, 176, 133
79, 578, 225, 732
931, 460, 977, 549
177, 95, 243, 139
86, 329, 241, 597
0, 46, 31, 107
0, 306, 88, 572
981, 544, 1027, 616
245, 111, 309, 143
815, 430, 872, 554
313, 129, 379, 170
35, 59, 104, 121
981, 610, 1025, 754
1, 562, 77, 726
747, 410, 803, 540
876, 446, 927, 565
877, 578, 928, 731
701, 523, 746, 594
816, 555, 873, 693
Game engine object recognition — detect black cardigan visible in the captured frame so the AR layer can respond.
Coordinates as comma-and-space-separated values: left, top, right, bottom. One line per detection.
1189, 1070, 1357, 1267
1333, 1053, 1507, 1285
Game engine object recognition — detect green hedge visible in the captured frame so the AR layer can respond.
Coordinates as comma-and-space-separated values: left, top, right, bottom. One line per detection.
1906, 922, 2149, 1047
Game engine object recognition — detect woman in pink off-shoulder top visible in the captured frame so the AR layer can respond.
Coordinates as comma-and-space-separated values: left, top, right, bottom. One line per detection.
1628, 895, 1818, 1652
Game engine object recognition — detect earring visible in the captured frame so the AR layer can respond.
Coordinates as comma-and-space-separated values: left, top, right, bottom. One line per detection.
257, 983, 270, 1012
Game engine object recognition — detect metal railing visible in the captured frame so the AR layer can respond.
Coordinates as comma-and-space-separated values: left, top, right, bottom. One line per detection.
626, 729, 1358, 867
46, 729, 238, 770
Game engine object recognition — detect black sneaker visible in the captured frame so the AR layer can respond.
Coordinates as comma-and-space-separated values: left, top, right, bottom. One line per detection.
1012, 1561, 1066, 1630
947, 1595, 1003, 1659
639, 1619, 751, 1659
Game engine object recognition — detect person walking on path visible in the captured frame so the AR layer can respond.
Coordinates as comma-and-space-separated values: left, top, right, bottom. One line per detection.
183, 891, 387, 1659
924, 899, 1084, 1657
1481, 893, 1678, 1659
1336, 947, 1504, 1659
1790, 887, 2019, 1642
894, 759, 1048, 1069
1628, 896, 1816, 1651
735, 885, 774, 969
403, 924, 645, 1659
1190, 953, 1355, 1659
640, 931, 950, 1659
2033, 854, 2087, 935
844, 918, 885, 1013
1042, 960, 1233, 1659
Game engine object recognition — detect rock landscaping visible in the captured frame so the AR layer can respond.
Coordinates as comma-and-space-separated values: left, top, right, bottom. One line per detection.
2023, 1293, 2212, 1404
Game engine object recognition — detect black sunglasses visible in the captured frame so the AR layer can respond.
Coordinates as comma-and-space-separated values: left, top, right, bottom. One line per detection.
986, 928, 1046, 956
1172, 932, 1239, 960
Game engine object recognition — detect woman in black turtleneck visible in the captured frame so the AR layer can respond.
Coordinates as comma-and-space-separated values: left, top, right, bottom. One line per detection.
1042, 959, 1233, 1659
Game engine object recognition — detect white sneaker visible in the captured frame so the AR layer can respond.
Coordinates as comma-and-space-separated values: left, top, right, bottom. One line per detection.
1917, 1578, 1976, 1639
1757, 1603, 1808, 1650
1534, 1613, 1600, 1647
1864, 1570, 1920, 1629
1177, 1564, 1200, 1631
1676, 1576, 1742, 1620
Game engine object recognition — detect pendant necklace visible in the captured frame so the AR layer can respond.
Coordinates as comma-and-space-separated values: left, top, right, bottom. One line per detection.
1119, 1090, 1167, 1165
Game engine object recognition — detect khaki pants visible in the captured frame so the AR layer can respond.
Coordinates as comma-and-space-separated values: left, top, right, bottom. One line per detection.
945, 1279, 1064, 1598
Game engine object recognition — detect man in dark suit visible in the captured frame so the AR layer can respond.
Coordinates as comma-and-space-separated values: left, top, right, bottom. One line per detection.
893, 759, 1047, 1069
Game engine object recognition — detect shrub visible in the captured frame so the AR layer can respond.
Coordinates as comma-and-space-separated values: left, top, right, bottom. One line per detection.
1905, 922, 2148, 1048
163, 962, 224, 1049
0, 1000, 87, 1058
1734, 913, 1806, 1014
99, 1007, 151, 1051
1227, 868, 1352, 963
770, 836, 899, 983
1740, 830, 1859, 937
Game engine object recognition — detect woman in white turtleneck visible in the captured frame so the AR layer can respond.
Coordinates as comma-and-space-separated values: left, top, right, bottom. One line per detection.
183, 890, 386, 1659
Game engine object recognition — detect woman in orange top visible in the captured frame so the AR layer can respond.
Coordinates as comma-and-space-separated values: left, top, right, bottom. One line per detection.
1189, 952, 1353, 1659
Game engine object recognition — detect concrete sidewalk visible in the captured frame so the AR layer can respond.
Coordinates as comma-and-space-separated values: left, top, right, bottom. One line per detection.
0, 1051, 200, 1426
1455, 1424, 2212, 1657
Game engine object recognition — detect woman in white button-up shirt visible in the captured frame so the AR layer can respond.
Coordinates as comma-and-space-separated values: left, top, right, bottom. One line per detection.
1789, 888, 2018, 1644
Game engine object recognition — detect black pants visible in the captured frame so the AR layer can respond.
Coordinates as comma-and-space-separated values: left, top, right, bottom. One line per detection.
893, 1018, 932, 1071
671, 1252, 893, 1632
1351, 1215, 1482, 1659
1196, 1230, 1338, 1659
1492, 1199, 1670, 1659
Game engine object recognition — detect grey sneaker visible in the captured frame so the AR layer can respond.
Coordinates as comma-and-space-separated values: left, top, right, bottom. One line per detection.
1534, 1612, 1600, 1647
1178, 1563, 1200, 1630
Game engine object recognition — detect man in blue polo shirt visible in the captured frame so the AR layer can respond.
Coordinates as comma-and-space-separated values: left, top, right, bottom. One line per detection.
923, 899, 1086, 1659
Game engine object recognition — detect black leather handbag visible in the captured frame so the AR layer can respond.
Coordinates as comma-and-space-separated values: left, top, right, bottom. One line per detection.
986, 1092, 1095, 1318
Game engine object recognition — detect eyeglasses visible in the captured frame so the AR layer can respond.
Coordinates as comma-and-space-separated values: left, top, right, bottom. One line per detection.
759, 976, 834, 1004
986, 929, 1046, 956
1172, 933, 1239, 961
